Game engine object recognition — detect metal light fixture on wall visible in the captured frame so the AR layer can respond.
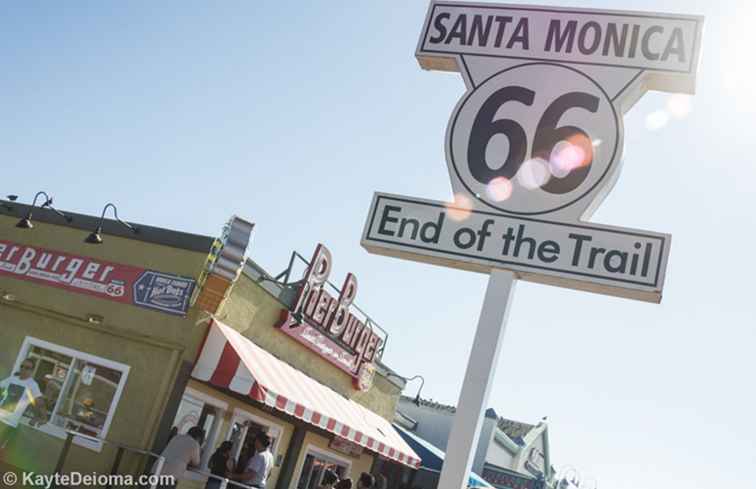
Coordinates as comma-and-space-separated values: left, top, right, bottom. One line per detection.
15, 191, 72, 229
388, 372, 425, 406
2, 195, 18, 212
408, 375, 426, 406
85, 203, 139, 244
557, 467, 581, 489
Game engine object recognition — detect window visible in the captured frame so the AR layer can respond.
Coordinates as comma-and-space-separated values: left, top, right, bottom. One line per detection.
296, 446, 351, 489
8, 337, 130, 450
226, 408, 282, 471
171, 388, 227, 470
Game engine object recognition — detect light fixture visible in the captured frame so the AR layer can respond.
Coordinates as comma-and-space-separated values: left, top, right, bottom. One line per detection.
85, 203, 139, 244
15, 192, 50, 228
408, 375, 426, 406
2, 195, 18, 212
15, 191, 72, 228
556, 467, 581, 489
387, 372, 425, 406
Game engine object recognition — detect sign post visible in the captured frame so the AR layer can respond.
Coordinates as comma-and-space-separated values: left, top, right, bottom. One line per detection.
441, 268, 516, 489
362, 2, 703, 488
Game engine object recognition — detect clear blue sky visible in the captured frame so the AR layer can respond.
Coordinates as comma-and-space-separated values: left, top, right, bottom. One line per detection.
1, 1, 753, 488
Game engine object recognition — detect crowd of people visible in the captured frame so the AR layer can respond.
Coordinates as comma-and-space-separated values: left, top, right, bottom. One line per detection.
157, 426, 387, 489
158, 426, 275, 489
317, 470, 384, 489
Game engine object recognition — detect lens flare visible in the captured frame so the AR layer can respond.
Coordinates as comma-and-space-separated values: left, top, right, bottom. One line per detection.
666, 94, 692, 119
517, 158, 550, 189
645, 110, 669, 131
486, 177, 513, 201
446, 193, 473, 221
549, 140, 587, 178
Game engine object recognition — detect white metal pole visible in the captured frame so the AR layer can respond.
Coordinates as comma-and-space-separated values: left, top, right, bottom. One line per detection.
150, 456, 166, 489
437, 269, 517, 489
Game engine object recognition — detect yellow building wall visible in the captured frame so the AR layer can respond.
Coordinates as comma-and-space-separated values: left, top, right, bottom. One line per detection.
0, 214, 210, 350
0, 214, 212, 475
0, 306, 193, 476
219, 274, 401, 421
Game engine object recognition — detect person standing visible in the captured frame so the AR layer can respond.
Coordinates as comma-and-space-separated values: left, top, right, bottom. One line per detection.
206, 441, 235, 489
373, 474, 387, 489
334, 479, 353, 489
235, 433, 274, 488
156, 426, 205, 489
318, 469, 339, 489
357, 473, 375, 489
0, 358, 42, 450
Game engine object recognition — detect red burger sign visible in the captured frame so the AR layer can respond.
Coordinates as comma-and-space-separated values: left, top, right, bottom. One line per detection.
277, 244, 382, 391
0, 239, 196, 315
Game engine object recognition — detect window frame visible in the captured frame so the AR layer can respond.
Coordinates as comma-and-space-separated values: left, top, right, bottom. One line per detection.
12, 336, 130, 452
294, 443, 353, 489
226, 407, 284, 458
180, 387, 228, 471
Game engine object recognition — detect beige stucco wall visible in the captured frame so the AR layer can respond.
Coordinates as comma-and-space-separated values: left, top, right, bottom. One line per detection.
219, 273, 401, 421
0, 214, 212, 475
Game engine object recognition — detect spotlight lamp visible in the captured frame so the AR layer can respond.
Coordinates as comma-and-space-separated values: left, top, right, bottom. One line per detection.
15, 191, 72, 229
85, 203, 139, 244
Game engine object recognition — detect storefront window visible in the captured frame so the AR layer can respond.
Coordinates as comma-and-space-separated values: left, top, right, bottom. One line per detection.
5, 337, 129, 449
172, 390, 227, 470
296, 448, 350, 489
173, 394, 205, 435
226, 409, 282, 472
229, 418, 279, 458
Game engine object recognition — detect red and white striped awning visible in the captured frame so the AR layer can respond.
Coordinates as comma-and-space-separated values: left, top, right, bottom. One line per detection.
191, 320, 421, 469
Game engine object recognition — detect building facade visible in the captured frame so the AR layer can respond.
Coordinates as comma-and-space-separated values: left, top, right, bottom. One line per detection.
395, 397, 555, 489
0, 199, 216, 478
0, 197, 420, 489
169, 243, 421, 489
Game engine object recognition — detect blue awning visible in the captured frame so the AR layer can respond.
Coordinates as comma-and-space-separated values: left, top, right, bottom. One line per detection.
394, 425, 493, 488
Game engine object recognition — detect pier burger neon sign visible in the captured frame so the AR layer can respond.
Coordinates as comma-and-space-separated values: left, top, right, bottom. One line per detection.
277, 244, 382, 391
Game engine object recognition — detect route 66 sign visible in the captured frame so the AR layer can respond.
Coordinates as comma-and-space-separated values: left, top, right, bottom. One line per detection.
447, 62, 620, 216
362, 2, 703, 303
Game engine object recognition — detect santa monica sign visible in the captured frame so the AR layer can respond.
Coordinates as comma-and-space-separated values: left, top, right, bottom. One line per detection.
362, 1, 703, 303
417, 3, 699, 76
361, 2, 703, 489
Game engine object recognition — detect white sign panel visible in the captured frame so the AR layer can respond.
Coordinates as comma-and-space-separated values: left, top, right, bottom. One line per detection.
363, 193, 669, 302
362, 1, 704, 304
418, 3, 702, 77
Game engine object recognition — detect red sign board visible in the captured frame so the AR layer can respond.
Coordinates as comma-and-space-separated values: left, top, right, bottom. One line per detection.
276, 244, 382, 391
329, 437, 364, 457
0, 240, 195, 316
